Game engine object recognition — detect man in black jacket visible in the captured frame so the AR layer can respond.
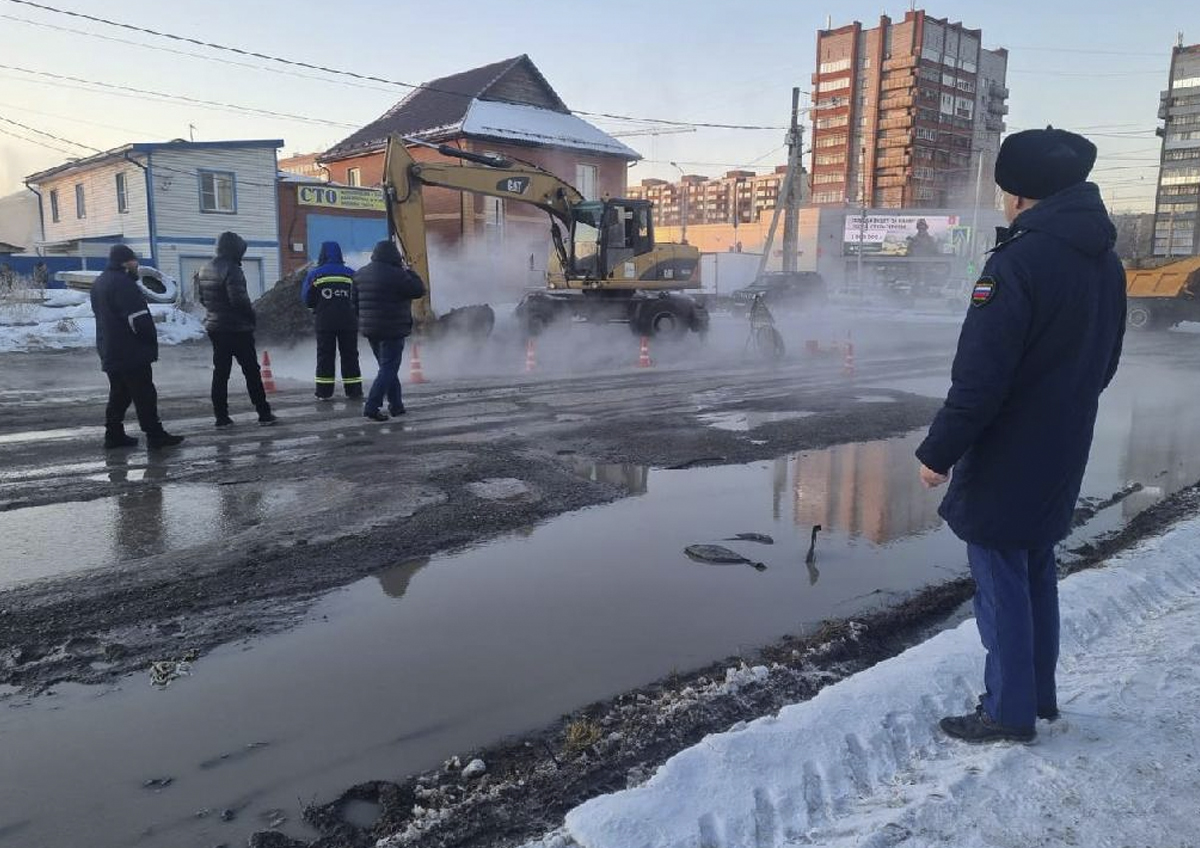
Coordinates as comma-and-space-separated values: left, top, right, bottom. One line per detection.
90, 244, 183, 449
195, 231, 276, 427
916, 128, 1126, 743
353, 239, 426, 421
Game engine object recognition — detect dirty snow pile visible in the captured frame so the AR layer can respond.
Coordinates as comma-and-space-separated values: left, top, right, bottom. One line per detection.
515, 515, 1200, 848
0, 289, 204, 352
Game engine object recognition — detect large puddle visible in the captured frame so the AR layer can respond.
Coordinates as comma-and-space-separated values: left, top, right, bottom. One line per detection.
2, 363, 1198, 847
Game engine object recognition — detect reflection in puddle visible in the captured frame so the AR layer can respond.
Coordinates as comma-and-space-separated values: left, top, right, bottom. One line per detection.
697, 410, 816, 432
0, 479, 301, 586
571, 461, 650, 494
0, 426, 94, 446
1119, 395, 1200, 517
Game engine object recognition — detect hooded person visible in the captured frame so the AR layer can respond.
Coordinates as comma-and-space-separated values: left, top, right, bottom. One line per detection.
196, 231, 276, 427
301, 240, 361, 400
90, 244, 184, 449
915, 127, 1126, 743
353, 239, 426, 421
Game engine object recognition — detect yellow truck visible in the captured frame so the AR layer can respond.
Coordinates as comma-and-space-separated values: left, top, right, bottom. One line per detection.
1126, 256, 1200, 331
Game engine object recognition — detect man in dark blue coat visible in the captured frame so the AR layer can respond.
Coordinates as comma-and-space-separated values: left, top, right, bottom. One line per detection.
353, 239, 426, 421
90, 244, 184, 449
916, 127, 1126, 743
301, 241, 361, 400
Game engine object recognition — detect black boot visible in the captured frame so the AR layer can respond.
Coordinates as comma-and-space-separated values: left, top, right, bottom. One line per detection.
147, 426, 185, 449
940, 706, 1035, 743
103, 424, 138, 449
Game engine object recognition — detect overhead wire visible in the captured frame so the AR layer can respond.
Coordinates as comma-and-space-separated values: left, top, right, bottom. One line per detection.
2, 0, 787, 131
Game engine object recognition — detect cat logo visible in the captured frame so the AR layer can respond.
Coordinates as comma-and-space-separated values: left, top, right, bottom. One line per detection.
497, 177, 531, 195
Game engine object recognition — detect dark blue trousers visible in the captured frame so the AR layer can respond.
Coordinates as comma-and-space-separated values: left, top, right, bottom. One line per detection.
365, 336, 405, 415
967, 544, 1060, 729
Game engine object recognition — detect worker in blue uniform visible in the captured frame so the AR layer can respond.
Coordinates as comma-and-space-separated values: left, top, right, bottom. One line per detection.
916, 127, 1127, 743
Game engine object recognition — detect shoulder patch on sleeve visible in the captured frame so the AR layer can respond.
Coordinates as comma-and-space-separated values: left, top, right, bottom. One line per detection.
971, 276, 997, 308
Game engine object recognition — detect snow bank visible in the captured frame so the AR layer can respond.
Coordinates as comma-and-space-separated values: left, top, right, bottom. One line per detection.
0, 295, 205, 353
521, 515, 1200, 848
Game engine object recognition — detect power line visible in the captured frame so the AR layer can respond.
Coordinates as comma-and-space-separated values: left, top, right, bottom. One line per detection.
0, 122, 80, 156
0, 64, 358, 129
1, 0, 786, 131
0, 114, 94, 152
0, 12, 400, 95
0, 98, 163, 139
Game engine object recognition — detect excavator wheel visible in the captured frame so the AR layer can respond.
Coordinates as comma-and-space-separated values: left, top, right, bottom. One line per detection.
634, 297, 692, 339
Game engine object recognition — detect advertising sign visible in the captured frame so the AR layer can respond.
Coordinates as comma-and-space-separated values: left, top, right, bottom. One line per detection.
843, 214, 962, 256
297, 185, 385, 213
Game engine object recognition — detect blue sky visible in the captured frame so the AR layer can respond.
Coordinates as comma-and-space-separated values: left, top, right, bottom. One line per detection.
0, 0, 1188, 211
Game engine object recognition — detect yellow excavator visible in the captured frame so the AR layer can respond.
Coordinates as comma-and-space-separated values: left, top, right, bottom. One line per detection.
1125, 255, 1200, 331
381, 134, 706, 337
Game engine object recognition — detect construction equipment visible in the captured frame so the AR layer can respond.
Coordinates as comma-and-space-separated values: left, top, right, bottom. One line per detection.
1125, 256, 1200, 331
381, 134, 707, 338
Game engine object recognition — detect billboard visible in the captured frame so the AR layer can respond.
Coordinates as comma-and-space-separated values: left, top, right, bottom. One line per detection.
297, 185, 385, 213
843, 214, 964, 257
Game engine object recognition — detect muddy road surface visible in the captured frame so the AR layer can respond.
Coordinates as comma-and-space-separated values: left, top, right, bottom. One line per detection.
2, 312, 1199, 847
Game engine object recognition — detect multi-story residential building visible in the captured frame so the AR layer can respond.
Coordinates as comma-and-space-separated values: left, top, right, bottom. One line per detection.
809, 9, 1008, 209
25, 139, 283, 296
278, 152, 328, 181
626, 167, 798, 228
1153, 41, 1200, 257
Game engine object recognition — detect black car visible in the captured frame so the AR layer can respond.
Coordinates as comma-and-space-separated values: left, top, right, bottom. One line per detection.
730, 271, 828, 311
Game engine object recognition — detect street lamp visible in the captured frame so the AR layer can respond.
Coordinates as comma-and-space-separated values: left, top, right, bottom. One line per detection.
670, 161, 688, 245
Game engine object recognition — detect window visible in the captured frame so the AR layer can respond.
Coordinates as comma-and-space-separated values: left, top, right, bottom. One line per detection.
347, 167, 362, 187
49, 189, 60, 223
1173, 76, 1200, 90
815, 134, 847, 148
819, 57, 851, 74
917, 127, 938, 142
813, 172, 843, 185
575, 164, 598, 200
199, 170, 236, 213
818, 77, 850, 92
116, 172, 128, 214
812, 190, 843, 204
75, 184, 86, 219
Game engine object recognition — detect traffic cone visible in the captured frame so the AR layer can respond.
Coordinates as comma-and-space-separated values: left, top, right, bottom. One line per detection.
637, 336, 653, 369
842, 340, 856, 377
261, 350, 277, 394
524, 337, 537, 373
409, 342, 429, 384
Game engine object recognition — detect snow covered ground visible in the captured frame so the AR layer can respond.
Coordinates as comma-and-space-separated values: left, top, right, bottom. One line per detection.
0, 290, 204, 352
517, 514, 1200, 848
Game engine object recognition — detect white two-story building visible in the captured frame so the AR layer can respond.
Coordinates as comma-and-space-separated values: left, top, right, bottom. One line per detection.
25, 139, 283, 298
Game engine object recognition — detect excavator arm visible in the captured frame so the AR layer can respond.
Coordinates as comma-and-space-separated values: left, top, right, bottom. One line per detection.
382, 133, 584, 325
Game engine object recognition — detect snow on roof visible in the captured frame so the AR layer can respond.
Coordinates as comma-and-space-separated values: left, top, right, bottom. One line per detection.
461, 100, 640, 160
518, 514, 1200, 848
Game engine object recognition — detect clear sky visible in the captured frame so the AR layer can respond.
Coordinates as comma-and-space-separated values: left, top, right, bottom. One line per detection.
0, 0, 1189, 212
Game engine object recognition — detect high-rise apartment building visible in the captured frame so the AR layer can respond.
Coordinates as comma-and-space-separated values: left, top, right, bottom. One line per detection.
1153, 42, 1200, 257
626, 167, 795, 228
810, 10, 1008, 209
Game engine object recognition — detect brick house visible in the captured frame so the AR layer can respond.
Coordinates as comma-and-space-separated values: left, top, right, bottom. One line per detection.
320, 55, 638, 291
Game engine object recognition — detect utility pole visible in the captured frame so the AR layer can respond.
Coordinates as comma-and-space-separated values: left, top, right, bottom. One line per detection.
856, 145, 867, 291
968, 151, 984, 267
781, 87, 804, 274
670, 161, 688, 245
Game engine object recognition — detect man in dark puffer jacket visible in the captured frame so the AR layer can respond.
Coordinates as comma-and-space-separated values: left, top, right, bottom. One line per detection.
353, 239, 426, 421
91, 244, 183, 449
195, 231, 276, 427
917, 128, 1125, 744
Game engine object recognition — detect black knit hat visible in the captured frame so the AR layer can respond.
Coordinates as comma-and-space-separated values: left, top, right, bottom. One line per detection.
994, 126, 1097, 200
109, 244, 138, 265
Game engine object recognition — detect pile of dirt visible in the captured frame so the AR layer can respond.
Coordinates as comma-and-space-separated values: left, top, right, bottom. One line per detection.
255, 266, 313, 341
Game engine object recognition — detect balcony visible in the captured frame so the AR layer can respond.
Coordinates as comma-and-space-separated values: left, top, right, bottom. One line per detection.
875, 155, 910, 170
883, 54, 918, 71
985, 117, 1006, 133
989, 83, 1010, 99
880, 93, 916, 110
876, 175, 908, 188
878, 115, 914, 130
987, 101, 1009, 116
878, 134, 911, 148
880, 74, 917, 91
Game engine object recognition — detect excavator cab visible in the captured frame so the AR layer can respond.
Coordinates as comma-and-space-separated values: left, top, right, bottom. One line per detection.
566, 200, 656, 279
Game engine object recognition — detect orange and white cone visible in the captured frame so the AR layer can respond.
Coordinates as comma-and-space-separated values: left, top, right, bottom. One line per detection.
409, 342, 429, 384
261, 350, 277, 394
637, 336, 653, 369
524, 337, 537, 373
842, 340, 856, 377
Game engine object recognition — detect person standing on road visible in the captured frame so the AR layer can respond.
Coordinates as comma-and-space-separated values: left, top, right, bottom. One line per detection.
353, 239, 426, 421
196, 231, 277, 427
302, 241, 362, 401
916, 127, 1126, 743
90, 244, 184, 449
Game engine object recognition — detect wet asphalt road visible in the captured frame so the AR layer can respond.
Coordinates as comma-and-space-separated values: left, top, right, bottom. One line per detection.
2, 310, 1199, 847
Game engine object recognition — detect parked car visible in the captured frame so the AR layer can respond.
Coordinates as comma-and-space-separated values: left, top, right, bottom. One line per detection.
730, 271, 828, 311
